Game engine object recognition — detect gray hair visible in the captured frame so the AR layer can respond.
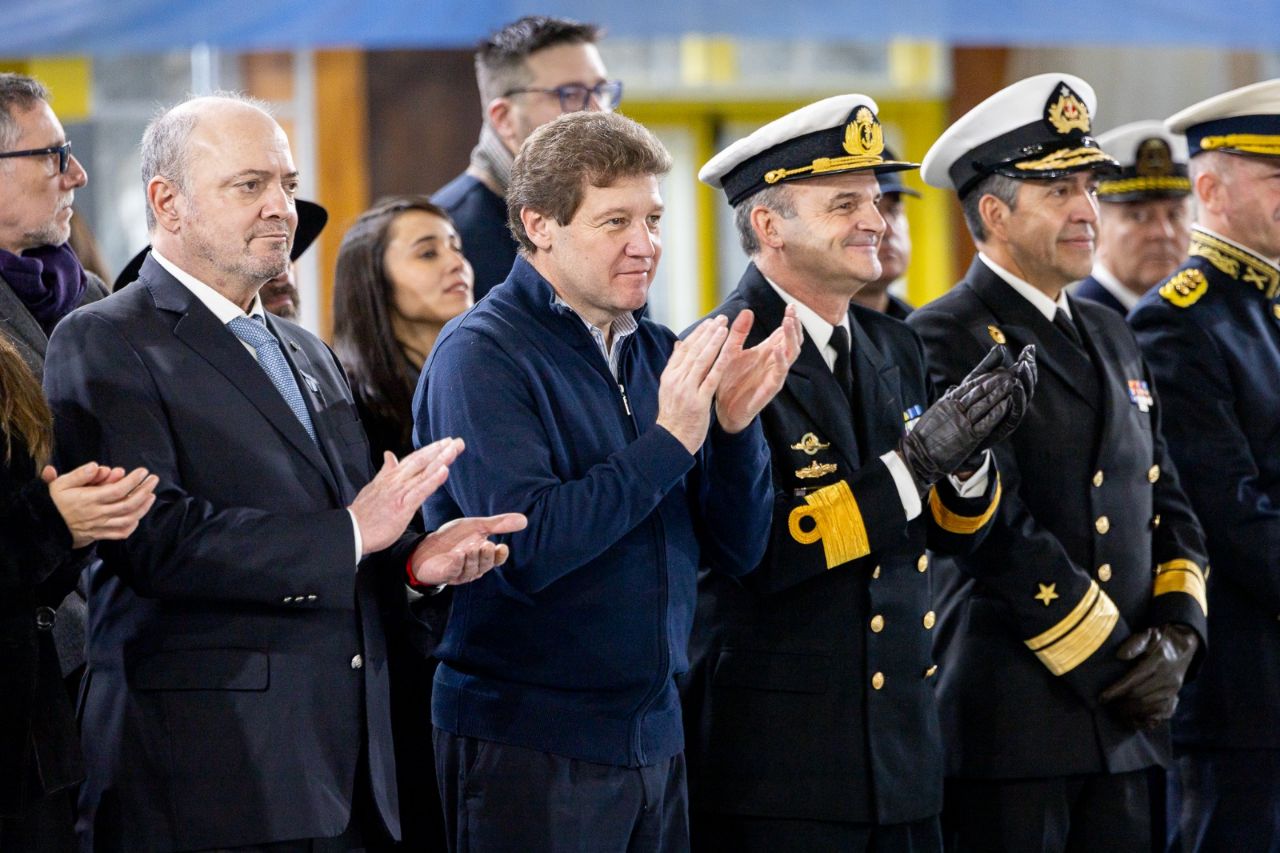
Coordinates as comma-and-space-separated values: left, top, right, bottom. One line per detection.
961, 172, 1022, 243
0, 73, 50, 151
140, 91, 273, 230
733, 184, 796, 256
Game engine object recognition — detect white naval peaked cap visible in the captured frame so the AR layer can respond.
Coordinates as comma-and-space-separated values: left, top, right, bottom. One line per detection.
699, 94, 917, 207
920, 72, 1117, 197
1095, 121, 1190, 201
1166, 78, 1280, 158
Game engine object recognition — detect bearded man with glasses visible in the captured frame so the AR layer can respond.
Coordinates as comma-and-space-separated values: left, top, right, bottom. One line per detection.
433, 15, 622, 299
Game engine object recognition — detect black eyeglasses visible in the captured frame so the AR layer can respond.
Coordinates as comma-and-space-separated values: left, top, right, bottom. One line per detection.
0, 141, 72, 174
503, 80, 623, 113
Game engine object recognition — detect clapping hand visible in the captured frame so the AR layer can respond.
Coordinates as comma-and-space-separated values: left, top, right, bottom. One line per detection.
713, 305, 803, 434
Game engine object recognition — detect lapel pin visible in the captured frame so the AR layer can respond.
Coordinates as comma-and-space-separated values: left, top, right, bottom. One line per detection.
796, 460, 838, 479
790, 433, 830, 456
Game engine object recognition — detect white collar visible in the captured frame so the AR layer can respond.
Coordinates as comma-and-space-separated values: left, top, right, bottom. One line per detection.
151, 248, 265, 324
1087, 262, 1140, 312
979, 252, 1072, 322
764, 276, 851, 372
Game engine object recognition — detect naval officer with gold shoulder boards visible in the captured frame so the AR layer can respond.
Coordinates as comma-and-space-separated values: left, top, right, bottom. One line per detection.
680, 94, 1035, 852
1129, 78, 1280, 851
906, 74, 1210, 852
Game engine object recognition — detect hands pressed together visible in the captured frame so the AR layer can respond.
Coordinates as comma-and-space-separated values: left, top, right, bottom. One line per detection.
656, 306, 804, 454
348, 436, 528, 588
43, 461, 159, 549
1102, 623, 1200, 730
898, 344, 1037, 493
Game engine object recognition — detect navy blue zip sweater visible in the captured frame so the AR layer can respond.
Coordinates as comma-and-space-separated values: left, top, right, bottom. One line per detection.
413, 257, 772, 768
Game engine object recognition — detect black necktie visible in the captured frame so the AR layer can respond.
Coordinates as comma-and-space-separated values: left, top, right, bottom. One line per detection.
1053, 309, 1083, 349
830, 325, 853, 400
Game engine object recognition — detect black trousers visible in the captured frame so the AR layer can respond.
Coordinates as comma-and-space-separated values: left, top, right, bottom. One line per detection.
433, 729, 689, 853
943, 770, 1152, 853
0, 786, 78, 853
1174, 747, 1280, 852
691, 812, 941, 852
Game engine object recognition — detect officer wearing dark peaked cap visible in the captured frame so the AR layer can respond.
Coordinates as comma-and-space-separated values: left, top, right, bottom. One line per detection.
1129, 78, 1280, 851
1076, 121, 1193, 315
680, 93, 1036, 852
907, 73, 1210, 852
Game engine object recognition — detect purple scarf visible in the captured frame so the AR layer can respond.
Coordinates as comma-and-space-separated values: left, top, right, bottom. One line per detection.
0, 243, 88, 335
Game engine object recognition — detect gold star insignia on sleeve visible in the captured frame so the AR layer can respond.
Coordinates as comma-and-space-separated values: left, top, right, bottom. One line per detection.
1035, 583, 1060, 606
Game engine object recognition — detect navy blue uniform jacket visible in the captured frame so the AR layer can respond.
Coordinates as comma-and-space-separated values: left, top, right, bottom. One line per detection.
909, 258, 1208, 780
1130, 227, 1280, 749
681, 265, 1002, 825
432, 173, 516, 302
42, 257, 417, 852
415, 256, 772, 769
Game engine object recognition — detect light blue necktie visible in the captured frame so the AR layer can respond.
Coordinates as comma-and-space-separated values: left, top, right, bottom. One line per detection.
227, 315, 317, 445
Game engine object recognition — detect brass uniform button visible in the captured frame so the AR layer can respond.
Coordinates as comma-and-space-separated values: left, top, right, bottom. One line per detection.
870, 615, 885, 633
924, 664, 938, 678
1098, 563, 1113, 582
1151, 514, 1162, 530
1095, 516, 1110, 535
1273, 304, 1280, 320
872, 672, 885, 690
923, 610, 936, 630
917, 554, 929, 573
872, 565, 881, 579
1148, 465, 1161, 483
1092, 470, 1104, 487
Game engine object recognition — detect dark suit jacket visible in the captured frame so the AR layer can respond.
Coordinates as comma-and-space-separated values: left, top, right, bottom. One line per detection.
42, 257, 415, 851
1130, 228, 1280, 749
908, 257, 1209, 780
681, 264, 1001, 826
0, 433, 83, 819
1074, 275, 1129, 316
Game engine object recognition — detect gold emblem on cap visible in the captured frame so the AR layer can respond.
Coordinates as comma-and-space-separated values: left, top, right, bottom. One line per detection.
844, 106, 885, 158
796, 460, 838, 479
988, 325, 1006, 344
1047, 84, 1091, 135
1136, 137, 1175, 177
791, 432, 831, 456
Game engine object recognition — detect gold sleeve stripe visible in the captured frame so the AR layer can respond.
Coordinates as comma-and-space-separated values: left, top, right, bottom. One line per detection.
1031, 589, 1121, 676
788, 480, 871, 569
929, 478, 1002, 535
1154, 559, 1208, 615
1025, 581, 1101, 652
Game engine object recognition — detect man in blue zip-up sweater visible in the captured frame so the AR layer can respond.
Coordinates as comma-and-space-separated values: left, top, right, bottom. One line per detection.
413, 110, 802, 851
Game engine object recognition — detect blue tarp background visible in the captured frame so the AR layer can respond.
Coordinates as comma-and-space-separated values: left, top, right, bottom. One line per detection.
6, 0, 1279, 55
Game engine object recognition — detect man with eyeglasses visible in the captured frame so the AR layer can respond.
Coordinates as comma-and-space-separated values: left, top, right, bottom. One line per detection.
433, 15, 621, 300
0, 73, 101, 846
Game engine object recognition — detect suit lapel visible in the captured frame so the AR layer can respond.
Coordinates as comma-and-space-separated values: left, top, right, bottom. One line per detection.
848, 312, 904, 465
737, 265, 861, 470
140, 258, 340, 497
0, 274, 49, 356
967, 258, 1099, 411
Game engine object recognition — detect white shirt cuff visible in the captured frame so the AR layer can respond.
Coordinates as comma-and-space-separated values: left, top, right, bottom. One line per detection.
880, 450, 922, 521
949, 451, 992, 498
348, 509, 363, 566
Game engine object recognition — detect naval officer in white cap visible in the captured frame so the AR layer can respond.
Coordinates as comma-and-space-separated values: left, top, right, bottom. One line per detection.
680, 93, 1035, 852
1075, 121, 1193, 314
907, 73, 1210, 852
1129, 78, 1280, 851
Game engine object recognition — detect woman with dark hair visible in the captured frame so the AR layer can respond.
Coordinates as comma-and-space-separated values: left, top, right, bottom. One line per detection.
0, 336, 157, 852
334, 196, 474, 462
333, 196, 473, 852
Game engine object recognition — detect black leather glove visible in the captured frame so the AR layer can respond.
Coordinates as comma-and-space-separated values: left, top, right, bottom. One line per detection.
898, 345, 1037, 493
1100, 623, 1200, 730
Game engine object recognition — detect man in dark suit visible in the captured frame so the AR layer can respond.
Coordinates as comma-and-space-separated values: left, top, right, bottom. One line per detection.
908, 73, 1210, 852
42, 93, 524, 852
0, 71, 106, 713
1075, 121, 1192, 315
1130, 78, 1280, 850
683, 94, 1034, 852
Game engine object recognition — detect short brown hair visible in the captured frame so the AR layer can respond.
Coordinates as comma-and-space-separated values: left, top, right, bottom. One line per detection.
475, 16, 602, 106
507, 111, 672, 253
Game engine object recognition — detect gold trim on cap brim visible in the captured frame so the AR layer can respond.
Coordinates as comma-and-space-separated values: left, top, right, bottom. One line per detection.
1200, 133, 1280, 157
1097, 175, 1192, 196
1013, 147, 1119, 172
765, 157, 918, 186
